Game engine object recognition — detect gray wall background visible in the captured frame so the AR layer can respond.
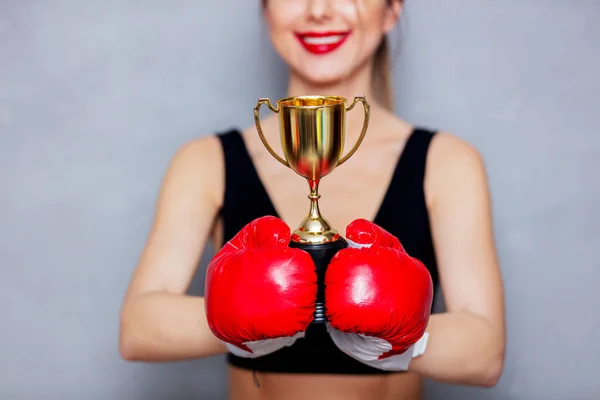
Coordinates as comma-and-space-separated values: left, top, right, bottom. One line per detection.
1, 0, 599, 399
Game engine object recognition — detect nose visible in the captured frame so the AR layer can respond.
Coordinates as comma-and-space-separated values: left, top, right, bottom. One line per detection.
307, 0, 333, 21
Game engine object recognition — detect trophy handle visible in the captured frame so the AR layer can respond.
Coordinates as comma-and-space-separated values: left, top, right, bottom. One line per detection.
254, 98, 289, 167
338, 95, 370, 166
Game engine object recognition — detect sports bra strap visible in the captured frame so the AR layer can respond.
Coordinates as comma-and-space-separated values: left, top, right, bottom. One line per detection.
373, 128, 436, 225
216, 129, 278, 242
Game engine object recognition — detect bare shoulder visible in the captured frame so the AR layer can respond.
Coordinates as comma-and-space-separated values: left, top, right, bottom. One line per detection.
164, 134, 225, 209
428, 131, 486, 171
426, 131, 489, 205
171, 134, 223, 168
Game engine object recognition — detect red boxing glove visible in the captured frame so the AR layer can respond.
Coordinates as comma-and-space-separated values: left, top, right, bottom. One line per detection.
325, 219, 433, 370
205, 216, 317, 358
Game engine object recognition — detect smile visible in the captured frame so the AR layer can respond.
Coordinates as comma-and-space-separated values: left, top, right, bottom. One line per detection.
295, 31, 351, 55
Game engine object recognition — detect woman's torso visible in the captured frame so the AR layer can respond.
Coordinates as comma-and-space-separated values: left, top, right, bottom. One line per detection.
209, 115, 439, 400
228, 366, 423, 400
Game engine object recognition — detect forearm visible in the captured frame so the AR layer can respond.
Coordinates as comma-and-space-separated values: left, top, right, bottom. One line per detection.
119, 292, 227, 362
408, 311, 505, 387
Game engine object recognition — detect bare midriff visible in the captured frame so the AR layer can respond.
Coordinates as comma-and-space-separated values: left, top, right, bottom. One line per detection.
228, 365, 422, 400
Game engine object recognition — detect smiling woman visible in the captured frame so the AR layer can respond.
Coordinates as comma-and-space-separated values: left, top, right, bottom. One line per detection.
264, 0, 398, 109
119, 1, 506, 399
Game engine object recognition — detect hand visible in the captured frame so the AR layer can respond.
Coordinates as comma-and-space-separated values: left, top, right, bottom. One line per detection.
324, 219, 434, 370
205, 216, 317, 358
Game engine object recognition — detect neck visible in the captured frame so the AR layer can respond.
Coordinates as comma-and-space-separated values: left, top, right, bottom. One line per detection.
286, 62, 376, 107
286, 61, 379, 144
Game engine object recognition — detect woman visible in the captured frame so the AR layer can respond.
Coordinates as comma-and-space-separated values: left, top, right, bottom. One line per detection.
119, 0, 506, 399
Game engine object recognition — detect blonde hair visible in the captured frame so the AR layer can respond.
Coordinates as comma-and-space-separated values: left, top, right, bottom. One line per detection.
261, 0, 398, 111
373, 35, 393, 111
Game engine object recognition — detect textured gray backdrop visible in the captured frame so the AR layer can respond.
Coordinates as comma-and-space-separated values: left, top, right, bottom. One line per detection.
1, 0, 599, 399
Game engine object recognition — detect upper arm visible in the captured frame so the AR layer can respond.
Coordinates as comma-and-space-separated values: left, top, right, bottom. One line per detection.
426, 133, 505, 331
123, 135, 224, 303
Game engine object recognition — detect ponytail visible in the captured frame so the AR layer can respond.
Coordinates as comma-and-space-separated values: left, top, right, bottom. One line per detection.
372, 35, 394, 111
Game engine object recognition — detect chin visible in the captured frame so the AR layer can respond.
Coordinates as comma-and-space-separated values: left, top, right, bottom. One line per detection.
291, 64, 354, 89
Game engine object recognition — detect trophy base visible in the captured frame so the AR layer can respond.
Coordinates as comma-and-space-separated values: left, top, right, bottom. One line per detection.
289, 237, 348, 324
291, 222, 342, 245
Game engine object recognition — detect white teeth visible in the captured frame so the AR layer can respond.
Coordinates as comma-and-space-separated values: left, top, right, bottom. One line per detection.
302, 35, 345, 45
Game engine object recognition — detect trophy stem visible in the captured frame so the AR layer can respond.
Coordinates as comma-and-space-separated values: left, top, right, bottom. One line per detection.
289, 178, 349, 324
307, 179, 321, 221
291, 178, 340, 244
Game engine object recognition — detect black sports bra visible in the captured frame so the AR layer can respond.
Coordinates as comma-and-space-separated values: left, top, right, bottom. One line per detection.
215, 128, 439, 375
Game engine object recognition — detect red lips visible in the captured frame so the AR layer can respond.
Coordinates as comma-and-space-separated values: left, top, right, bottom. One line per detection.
295, 31, 351, 55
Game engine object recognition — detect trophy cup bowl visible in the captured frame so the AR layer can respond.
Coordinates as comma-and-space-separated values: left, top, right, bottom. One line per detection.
254, 95, 370, 323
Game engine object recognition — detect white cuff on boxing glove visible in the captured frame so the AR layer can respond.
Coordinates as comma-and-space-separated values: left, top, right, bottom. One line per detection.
223, 331, 305, 358
326, 325, 429, 371
331, 238, 430, 370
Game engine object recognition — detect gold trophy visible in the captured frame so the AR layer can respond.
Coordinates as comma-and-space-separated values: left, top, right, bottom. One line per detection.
254, 95, 370, 323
